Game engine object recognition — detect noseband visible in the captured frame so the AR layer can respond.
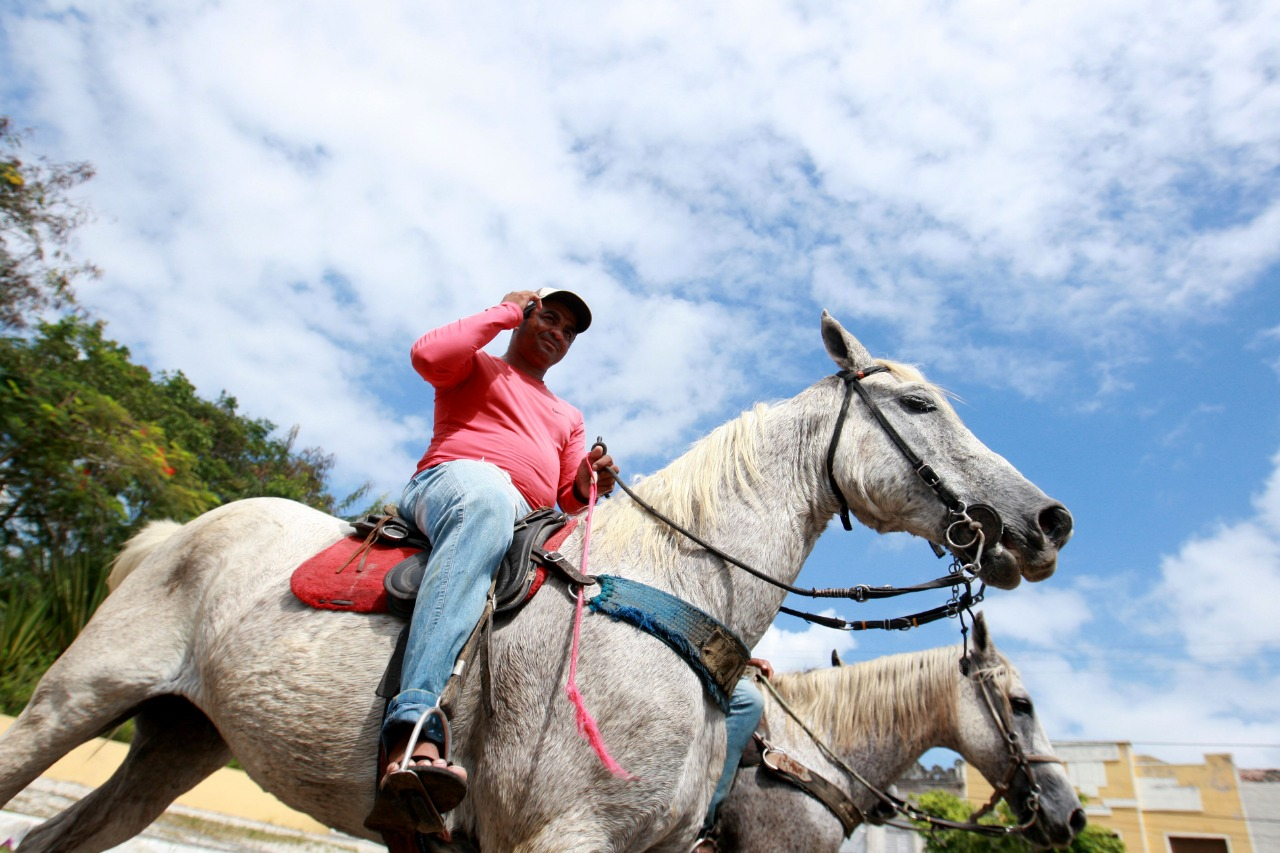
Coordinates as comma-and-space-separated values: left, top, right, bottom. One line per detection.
826, 367, 1003, 573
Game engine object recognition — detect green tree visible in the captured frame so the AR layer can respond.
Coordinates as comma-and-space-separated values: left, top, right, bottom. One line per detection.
912, 791, 1125, 852
1, 317, 215, 559
149, 373, 344, 514
0, 316, 368, 713
0, 116, 99, 330
0, 118, 374, 716
0, 316, 353, 561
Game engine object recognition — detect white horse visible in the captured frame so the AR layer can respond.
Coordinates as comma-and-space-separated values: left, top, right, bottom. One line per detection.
0, 314, 1072, 852
716, 613, 1085, 851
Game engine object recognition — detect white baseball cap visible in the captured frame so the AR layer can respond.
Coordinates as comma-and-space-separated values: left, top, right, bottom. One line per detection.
535, 287, 592, 332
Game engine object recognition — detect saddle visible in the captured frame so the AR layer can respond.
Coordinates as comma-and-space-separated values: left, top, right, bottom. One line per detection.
382, 507, 593, 618
289, 507, 591, 617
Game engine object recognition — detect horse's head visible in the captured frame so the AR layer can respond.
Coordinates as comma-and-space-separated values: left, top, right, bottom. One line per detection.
821, 311, 1072, 589
957, 614, 1086, 848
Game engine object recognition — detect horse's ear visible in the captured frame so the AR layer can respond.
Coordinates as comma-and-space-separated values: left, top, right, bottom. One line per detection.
821, 311, 875, 371
831, 649, 845, 667
972, 611, 991, 654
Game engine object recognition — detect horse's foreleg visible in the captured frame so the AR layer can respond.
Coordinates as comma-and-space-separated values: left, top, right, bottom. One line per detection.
15, 695, 231, 853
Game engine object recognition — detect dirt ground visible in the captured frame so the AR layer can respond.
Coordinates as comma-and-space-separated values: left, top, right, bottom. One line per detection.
2, 776, 383, 852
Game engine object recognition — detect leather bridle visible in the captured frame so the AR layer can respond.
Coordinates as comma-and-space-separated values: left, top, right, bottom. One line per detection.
827, 366, 1004, 574
964, 664, 1064, 831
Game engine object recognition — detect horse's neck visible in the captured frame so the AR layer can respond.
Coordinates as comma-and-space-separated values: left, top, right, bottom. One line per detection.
638, 392, 837, 646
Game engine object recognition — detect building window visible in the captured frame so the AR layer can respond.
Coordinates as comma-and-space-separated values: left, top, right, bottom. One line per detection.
1168, 837, 1229, 853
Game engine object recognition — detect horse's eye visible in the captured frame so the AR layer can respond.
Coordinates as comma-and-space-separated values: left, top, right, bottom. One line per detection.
1010, 696, 1034, 715
899, 394, 937, 413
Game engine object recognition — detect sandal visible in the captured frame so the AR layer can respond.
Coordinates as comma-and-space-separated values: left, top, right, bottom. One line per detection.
381, 761, 468, 828
364, 709, 468, 836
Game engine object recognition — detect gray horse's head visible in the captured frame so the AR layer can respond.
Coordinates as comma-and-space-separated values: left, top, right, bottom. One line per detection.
820, 311, 1072, 589
959, 613, 1088, 848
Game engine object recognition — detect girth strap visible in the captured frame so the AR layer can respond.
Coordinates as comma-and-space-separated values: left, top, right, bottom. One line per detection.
587, 575, 749, 713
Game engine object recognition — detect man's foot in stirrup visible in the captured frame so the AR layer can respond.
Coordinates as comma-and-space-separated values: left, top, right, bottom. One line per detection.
383, 736, 468, 832
366, 737, 468, 838
386, 738, 469, 784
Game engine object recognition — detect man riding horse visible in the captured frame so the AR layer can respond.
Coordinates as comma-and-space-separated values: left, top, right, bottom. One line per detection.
373, 289, 767, 840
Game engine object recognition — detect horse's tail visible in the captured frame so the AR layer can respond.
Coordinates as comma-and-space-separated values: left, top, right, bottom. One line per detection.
107, 519, 185, 591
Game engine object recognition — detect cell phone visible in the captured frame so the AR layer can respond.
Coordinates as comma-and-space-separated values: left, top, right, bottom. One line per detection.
523, 300, 537, 319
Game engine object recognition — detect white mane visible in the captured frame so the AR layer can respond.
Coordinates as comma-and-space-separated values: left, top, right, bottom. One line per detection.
589, 403, 771, 573
770, 644, 1015, 747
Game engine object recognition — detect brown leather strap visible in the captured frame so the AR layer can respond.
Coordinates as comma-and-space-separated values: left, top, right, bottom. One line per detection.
761, 741, 862, 837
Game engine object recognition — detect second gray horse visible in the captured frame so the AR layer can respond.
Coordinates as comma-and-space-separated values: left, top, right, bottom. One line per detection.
715, 614, 1085, 850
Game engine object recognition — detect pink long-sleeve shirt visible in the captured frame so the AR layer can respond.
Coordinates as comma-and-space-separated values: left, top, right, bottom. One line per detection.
412, 301, 587, 514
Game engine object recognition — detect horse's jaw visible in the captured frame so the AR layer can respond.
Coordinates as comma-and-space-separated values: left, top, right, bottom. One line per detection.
842, 505, 1048, 591
965, 536, 1067, 590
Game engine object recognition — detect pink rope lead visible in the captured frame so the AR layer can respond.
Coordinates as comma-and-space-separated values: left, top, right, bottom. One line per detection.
563, 463, 636, 780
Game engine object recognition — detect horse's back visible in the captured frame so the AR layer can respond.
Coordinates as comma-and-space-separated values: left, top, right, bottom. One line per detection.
108, 497, 344, 601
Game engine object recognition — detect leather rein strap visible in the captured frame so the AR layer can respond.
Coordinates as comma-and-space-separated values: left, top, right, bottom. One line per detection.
756, 734, 861, 837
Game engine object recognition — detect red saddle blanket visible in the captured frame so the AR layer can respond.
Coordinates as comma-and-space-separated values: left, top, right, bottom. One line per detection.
291, 520, 579, 615
290, 536, 425, 613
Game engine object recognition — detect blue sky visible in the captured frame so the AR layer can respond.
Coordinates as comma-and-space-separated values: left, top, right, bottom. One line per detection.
4, 0, 1280, 772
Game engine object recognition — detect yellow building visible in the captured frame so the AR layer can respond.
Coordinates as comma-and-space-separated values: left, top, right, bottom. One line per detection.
963, 742, 1256, 853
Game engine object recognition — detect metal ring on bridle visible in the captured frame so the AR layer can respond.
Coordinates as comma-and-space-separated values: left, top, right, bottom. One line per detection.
946, 506, 983, 551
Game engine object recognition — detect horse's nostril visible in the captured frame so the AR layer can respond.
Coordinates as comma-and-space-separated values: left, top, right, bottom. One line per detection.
1069, 807, 1088, 835
1038, 504, 1073, 549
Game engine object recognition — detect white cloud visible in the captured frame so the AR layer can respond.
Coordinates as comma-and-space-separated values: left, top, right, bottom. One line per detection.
975, 586, 1094, 648
1158, 451, 1280, 661
7, 0, 1279, 494
977, 449, 1280, 768
1024, 654, 1280, 768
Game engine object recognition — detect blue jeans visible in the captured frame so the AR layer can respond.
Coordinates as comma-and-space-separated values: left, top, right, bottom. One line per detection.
705, 676, 765, 831
383, 460, 531, 748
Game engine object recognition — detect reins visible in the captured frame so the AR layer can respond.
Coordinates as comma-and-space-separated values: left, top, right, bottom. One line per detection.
614, 475, 986, 631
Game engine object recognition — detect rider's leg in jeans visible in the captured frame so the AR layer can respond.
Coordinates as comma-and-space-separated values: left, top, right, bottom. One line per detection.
702, 676, 765, 832
383, 459, 531, 760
